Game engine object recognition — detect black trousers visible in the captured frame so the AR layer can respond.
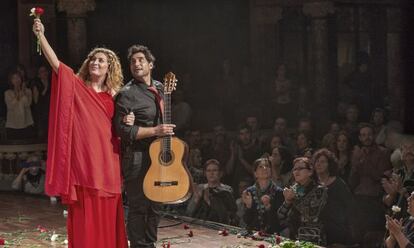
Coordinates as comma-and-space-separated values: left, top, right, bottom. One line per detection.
126, 172, 160, 248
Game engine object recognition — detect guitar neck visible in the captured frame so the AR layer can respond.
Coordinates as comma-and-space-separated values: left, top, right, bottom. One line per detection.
163, 92, 171, 125
162, 92, 172, 152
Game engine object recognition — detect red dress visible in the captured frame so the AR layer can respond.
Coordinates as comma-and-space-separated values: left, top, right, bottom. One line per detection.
46, 63, 127, 248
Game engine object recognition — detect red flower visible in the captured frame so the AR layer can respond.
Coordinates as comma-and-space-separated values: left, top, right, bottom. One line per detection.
162, 241, 171, 248
0, 238, 5, 245
219, 229, 229, 236
35, 7, 44, 16
36, 225, 47, 233
258, 231, 266, 236
187, 230, 194, 237
183, 224, 190, 230
257, 245, 265, 248
275, 235, 282, 244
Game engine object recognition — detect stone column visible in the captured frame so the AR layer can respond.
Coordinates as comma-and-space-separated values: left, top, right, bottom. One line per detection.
386, 7, 404, 121
57, 0, 96, 66
303, 1, 334, 133
249, 0, 283, 86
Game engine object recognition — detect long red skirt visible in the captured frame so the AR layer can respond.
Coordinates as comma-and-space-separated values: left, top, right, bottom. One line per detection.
65, 187, 128, 248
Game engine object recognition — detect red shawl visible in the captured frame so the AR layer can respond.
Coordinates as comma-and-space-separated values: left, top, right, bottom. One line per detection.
46, 63, 122, 201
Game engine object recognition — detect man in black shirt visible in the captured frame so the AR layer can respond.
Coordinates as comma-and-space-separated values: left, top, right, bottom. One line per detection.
114, 45, 175, 248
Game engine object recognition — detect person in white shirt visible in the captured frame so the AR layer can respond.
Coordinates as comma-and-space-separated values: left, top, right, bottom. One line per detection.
4, 70, 34, 139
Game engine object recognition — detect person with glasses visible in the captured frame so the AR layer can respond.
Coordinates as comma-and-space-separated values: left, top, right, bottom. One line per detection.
277, 157, 328, 245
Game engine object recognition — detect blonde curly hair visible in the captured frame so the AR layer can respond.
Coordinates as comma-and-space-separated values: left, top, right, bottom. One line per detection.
77, 48, 123, 94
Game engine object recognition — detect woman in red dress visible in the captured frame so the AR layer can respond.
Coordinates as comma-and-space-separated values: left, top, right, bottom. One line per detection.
33, 19, 128, 247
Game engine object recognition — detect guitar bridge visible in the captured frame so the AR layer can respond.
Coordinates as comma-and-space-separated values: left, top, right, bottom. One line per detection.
154, 181, 178, 187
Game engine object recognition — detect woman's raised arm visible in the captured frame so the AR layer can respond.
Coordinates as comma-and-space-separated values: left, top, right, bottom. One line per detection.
32, 18, 59, 73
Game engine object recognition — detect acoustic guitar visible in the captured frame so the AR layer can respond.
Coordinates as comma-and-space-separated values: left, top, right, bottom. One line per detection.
143, 72, 192, 204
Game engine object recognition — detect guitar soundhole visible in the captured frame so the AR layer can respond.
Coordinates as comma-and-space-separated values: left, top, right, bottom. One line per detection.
160, 151, 173, 165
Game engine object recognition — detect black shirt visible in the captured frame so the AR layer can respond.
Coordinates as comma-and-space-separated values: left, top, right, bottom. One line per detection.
114, 78, 163, 180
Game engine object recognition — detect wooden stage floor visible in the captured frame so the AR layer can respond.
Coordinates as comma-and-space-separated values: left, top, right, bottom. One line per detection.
0, 192, 268, 247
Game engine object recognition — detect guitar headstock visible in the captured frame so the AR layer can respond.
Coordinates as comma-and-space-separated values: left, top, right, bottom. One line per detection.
163, 72, 177, 94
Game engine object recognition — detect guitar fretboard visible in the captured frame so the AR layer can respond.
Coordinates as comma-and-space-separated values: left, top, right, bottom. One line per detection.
162, 92, 172, 155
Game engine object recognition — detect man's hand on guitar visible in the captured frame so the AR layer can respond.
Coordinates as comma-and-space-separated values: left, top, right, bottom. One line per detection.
123, 112, 135, 126
154, 124, 176, 137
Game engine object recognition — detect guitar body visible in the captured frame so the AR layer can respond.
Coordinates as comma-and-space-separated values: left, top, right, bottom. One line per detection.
144, 137, 192, 204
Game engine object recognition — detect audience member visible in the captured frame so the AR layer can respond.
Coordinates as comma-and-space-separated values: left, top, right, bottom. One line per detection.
273, 117, 295, 153
385, 191, 414, 248
313, 149, 354, 246
383, 137, 414, 219
226, 124, 262, 194
211, 132, 230, 174
14, 64, 30, 88
242, 158, 285, 234
265, 134, 285, 154
11, 155, 45, 194
270, 64, 297, 123
235, 178, 252, 228
333, 131, 353, 180
188, 148, 205, 184
269, 146, 293, 187
371, 108, 387, 146
186, 159, 237, 225
297, 118, 313, 138
342, 104, 360, 145
31, 64, 51, 140
348, 123, 392, 245
4, 70, 34, 140
278, 157, 328, 245
321, 121, 340, 150
295, 132, 312, 158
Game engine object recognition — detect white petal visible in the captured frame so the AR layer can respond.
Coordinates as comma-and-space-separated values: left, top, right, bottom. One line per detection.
51, 234, 59, 242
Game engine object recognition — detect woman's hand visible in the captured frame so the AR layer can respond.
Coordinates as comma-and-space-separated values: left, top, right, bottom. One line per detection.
123, 112, 135, 126
241, 190, 253, 209
14, 87, 22, 100
31, 17, 60, 73
33, 18, 44, 36
386, 215, 403, 237
283, 187, 296, 204
261, 194, 271, 210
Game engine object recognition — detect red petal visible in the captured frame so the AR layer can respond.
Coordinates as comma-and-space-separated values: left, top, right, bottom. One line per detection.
0, 239, 5, 245
188, 230, 194, 237
183, 224, 190, 229
35, 7, 44, 15
257, 245, 265, 248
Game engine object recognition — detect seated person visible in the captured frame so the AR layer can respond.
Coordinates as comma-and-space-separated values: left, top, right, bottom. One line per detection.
269, 146, 293, 187
242, 158, 285, 234
278, 157, 328, 245
186, 159, 237, 225
313, 148, 354, 246
11, 156, 45, 194
235, 178, 252, 228
383, 137, 414, 219
385, 191, 414, 248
